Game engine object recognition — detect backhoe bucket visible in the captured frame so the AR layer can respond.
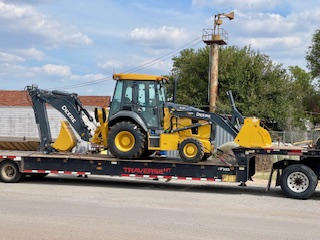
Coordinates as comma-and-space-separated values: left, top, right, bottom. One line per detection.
52, 120, 77, 151
234, 117, 272, 148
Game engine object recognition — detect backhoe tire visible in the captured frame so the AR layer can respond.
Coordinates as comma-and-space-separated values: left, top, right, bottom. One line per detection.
108, 121, 146, 159
280, 164, 317, 199
179, 138, 204, 163
0, 160, 22, 183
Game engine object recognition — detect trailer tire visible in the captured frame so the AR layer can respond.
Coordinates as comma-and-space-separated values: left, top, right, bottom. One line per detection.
280, 164, 317, 199
108, 121, 146, 159
179, 138, 204, 163
0, 160, 22, 183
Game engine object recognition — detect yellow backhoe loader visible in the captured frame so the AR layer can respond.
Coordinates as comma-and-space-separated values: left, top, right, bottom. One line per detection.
26, 73, 272, 163
91, 73, 271, 162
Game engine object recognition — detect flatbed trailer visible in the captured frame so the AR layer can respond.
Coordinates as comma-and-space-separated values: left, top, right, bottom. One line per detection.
0, 146, 319, 199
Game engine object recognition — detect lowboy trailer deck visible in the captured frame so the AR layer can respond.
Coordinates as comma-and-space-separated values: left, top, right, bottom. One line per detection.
0, 145, 319, 199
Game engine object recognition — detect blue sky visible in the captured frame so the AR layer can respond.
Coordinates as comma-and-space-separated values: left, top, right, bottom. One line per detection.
0, 0, 319, 96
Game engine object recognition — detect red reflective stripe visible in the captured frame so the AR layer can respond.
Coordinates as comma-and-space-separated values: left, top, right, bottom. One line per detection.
288, 150, 303, 155
0, 156, 17, 159
206, 178, 216, 181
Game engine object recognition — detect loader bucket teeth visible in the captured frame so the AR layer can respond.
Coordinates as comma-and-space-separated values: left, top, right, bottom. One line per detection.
234, 117, 272, 148
52, 120, 77, 151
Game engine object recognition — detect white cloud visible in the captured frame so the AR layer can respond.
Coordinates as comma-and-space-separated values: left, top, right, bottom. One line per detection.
41, 64, 71, 76
97, 55, 173, 74
243, 37, 302, 50
97, 59, 124, 70
0, 63, 35, 79
0, 63, 71, 78
19, 47, 44, 60
70, 74, 108, 81
231, 10, 320, 38
127, 26, 189, 49
0, 1, 92, 47
192, 0, 279, 11
192, 0, 209, 8
0, 52, 24, 62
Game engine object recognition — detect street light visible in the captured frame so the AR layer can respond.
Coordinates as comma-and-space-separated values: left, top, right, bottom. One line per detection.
202, 11, 234, 112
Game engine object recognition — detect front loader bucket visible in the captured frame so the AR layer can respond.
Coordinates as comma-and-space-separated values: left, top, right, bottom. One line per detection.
52, 120, 77, 151
234, 117, 272, 148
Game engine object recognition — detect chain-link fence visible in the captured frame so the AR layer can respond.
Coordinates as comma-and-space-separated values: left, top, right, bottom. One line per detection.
269, 130, 320, 147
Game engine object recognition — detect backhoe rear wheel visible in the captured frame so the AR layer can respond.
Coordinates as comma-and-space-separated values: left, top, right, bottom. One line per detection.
108, 121, 146, 159
179, 138, 204, 163
0, 160, 22, 183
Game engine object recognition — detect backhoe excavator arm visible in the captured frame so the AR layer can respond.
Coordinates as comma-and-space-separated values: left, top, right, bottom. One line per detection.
166, 91, 243, 138
166, 91, 272, 148
26, 85, 93, 153
168, 106, 239, 137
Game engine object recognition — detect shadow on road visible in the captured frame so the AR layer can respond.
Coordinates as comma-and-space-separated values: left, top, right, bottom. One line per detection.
18, 174, 320, 200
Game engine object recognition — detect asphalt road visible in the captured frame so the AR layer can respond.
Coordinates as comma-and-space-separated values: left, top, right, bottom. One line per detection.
0, 175, 320, 240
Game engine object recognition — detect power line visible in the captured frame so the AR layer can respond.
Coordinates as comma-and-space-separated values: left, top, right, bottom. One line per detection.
53, 36, 203, 90
58, 76, 113, 90
123, 36, 202, 74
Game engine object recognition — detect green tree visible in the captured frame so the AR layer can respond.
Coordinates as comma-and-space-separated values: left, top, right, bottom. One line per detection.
169, 48, 210, 106
286, 66, 313, 130
303, 92, 320, 125
306, 29, 320, 81
168, 45, 298, 130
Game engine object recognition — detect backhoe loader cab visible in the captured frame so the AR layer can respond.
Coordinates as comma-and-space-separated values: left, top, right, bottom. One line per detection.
109, 73, 167, 130
105, 73, 171, 160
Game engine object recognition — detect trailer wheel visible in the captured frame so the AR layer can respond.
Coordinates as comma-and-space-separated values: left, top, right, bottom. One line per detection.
179, 138, 204, 163
0, 161, 22, 183
280, 164, 317, 199
108, 121, 146, 159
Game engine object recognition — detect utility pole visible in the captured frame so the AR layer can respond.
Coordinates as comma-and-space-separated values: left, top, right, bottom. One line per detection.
210, 43, 219, 112
202, 11, 234, 112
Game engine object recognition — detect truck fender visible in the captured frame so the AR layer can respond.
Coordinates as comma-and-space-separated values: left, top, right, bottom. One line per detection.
272, 160, 299, 170
108, 111, 148, 133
